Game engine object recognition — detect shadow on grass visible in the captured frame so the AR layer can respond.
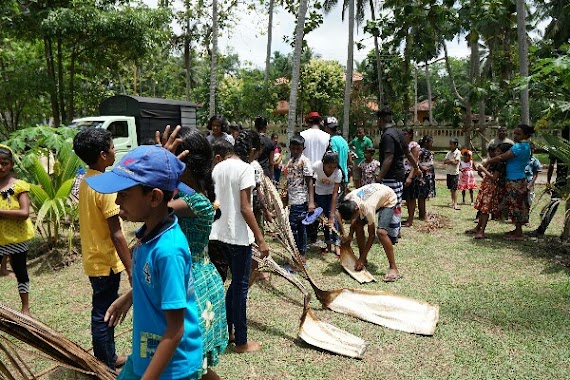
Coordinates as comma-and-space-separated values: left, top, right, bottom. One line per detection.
254, 278, 305, 309
247, 319, 297, 343
471, 232, 570, 275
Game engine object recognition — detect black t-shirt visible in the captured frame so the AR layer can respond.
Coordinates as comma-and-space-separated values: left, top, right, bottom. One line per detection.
379, 127, 407, 181
258, 134, 275, 177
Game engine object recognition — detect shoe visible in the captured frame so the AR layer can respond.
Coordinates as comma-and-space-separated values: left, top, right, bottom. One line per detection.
114, 354, 128, 369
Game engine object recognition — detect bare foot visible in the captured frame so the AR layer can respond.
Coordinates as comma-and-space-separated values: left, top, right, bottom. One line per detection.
0, 269, 13, 277
233, 341, 261, 353
474, 232, 486, 239
383, 269, 402, 283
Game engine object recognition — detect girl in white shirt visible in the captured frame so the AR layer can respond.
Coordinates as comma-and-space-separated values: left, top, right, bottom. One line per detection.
311, 151, 342, 256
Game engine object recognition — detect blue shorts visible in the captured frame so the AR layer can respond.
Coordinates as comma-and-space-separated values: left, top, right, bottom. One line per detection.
117, 356, 201, 380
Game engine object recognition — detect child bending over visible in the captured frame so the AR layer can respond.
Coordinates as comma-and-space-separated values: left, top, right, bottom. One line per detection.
338, 183, 401, 282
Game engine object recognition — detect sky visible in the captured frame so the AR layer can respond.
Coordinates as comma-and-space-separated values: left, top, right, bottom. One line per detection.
142, 0, 471, 68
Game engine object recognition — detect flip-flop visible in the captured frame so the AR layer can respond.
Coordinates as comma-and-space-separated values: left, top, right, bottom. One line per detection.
383, 273, 403, 283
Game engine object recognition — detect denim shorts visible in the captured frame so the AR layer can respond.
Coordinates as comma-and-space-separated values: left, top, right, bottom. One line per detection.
377, 206, 395, 230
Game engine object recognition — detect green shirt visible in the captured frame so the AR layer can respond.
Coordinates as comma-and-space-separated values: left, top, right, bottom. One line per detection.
349, 136, 373, 163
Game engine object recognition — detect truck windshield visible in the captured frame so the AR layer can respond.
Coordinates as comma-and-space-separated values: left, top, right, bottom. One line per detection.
69, 120, 106, 129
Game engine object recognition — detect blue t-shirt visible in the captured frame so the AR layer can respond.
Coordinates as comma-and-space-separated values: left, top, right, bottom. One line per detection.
330, 135, 350, 182
131, 215, 203, 379
524, 156, 542, 183
506, 142, 531, 181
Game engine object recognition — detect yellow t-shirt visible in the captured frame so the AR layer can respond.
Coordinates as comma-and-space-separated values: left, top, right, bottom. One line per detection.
0, 179, 34, 245
79, 169, 125, 276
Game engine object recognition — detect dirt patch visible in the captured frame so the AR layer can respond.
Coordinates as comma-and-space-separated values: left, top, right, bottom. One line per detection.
416, 212, 451, 233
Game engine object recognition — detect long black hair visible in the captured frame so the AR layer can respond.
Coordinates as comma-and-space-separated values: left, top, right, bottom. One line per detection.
175, 127, 217, 207
234, 129, 261, 163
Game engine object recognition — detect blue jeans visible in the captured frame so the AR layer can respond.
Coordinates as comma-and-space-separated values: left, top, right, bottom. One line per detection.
89, 270, 121, 369
289, 203, 308, 255
314, 194, 339, 245
223, 243, 252, 346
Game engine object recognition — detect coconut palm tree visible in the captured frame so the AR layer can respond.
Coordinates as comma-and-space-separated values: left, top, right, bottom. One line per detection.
287, 0, 310, 142
209, 0, 219, 117
516, 0, 529, 125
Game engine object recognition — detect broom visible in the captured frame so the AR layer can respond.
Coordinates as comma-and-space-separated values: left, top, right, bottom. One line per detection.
261, 176, 440, 336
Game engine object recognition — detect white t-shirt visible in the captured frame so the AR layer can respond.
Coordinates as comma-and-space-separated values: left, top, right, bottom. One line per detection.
345, 183, 397, 225
300, 127, 330, 164
445, 149, 461, 175
312, 161, 342, 195
210, 158, 256, 245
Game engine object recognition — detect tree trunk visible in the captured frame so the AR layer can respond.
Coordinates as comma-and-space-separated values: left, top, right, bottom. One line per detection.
264, 0, 275, 87
402, 28, 412, 126
57, 38, 65, 125
342, 0, 355, 139
425, 61, 433, 124
44, 37, 60, 127
413, 66, 418, 124
369, 0, 383, 106
184, 14, 192, 101
209, 0, 219, 118
287, 0, 309, 144
516, 0, 530, 125
67, 48, 76, 123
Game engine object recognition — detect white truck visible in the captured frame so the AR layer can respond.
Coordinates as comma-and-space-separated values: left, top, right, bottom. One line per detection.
69, 95, 198, 164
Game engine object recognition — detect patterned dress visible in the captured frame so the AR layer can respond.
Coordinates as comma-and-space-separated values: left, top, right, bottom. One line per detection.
177, 191, 228, 370
417, 148, 436, 199
458, 161, 477, 190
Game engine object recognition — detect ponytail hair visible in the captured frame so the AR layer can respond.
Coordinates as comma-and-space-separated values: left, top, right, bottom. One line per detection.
234, 129, 261, 163
175, 127, 220, 219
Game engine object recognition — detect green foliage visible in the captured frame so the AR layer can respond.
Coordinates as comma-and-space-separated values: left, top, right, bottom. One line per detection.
300, 59, 344, 115
5, 126, 82, 250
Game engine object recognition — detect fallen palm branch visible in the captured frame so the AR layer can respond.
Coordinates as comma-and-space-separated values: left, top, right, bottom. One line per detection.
261, 177, 440, 335
317, 216, 376, 284
252, 252, 367, 359
0, 304, 116, 379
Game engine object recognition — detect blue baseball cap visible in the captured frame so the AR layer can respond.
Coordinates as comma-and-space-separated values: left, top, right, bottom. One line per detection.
86, 145, 185, 194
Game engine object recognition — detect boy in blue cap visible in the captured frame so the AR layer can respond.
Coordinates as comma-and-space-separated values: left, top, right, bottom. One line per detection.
88, 145, 203, 380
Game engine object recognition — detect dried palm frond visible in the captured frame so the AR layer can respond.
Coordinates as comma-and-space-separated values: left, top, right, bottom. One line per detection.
316, 216, 376, 284
0, 304, 116, 379
252, 253, 367, 359
261, 177, 440, 336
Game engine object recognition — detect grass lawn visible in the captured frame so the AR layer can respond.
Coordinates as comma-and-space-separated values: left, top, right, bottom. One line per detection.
1, 183, 569, 379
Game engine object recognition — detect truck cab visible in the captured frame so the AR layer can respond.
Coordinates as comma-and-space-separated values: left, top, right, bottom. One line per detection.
69, 95, 198, 166
69, 116, 138, 166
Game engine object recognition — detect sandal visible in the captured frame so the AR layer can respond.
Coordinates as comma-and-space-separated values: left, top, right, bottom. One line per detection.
383, 272, 403, 282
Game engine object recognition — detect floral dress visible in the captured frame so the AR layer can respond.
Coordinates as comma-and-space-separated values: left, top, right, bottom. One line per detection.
177, 191, 228, 370
417, 148, 436, 199
458, 160, 477, 190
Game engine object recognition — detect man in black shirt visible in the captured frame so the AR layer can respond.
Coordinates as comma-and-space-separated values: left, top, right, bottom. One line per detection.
376, 108, 419, 243
254, 116, 275, 178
